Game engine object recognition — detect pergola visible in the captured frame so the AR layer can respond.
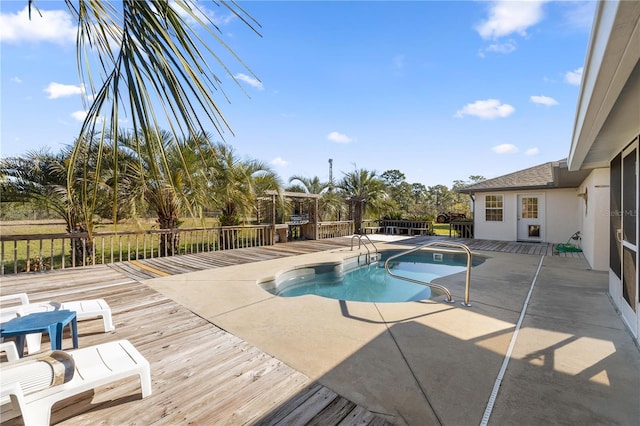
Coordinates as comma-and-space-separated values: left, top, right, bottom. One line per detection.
262, 190, 322, 241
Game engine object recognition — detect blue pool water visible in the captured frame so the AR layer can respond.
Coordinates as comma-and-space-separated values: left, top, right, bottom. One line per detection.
261, 251, 483, 303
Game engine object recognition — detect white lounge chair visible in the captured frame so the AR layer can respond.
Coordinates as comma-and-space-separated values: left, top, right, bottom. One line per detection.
1, 339, 152, 425
0, 341, 19, 362
0, 293, 115, 354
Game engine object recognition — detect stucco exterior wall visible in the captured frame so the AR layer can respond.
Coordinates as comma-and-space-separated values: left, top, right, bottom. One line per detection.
544, 189, 581, 244
473, 192, 517, 241
577, 168, 610, 271
472, 189, 582, 244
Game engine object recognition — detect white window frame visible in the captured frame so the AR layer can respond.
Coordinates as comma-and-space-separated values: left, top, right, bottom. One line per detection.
485, 194, 504, 222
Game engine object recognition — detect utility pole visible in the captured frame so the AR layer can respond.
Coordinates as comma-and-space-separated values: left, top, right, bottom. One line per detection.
328, 158, 333, 192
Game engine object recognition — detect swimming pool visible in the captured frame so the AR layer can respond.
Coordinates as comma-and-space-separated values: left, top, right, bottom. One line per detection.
260, 250, 484, 303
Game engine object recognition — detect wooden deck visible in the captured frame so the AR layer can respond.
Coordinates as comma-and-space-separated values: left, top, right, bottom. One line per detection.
0, 236, 583, 425
1, 238, 395, 426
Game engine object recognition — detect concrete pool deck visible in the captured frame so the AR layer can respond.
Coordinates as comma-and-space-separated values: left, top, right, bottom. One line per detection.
145, 242, 640, 425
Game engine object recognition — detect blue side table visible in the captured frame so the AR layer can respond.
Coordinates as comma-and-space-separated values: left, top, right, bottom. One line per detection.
0, 310, 79, 357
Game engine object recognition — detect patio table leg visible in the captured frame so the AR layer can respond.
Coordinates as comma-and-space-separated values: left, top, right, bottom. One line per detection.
14, 335, 26, 358
48, 322, 64, 350
70, 317, 79, 349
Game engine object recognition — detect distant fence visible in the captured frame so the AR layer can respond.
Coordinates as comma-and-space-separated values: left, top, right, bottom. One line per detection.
380, 219, 433, 236
1, 225, 272, 275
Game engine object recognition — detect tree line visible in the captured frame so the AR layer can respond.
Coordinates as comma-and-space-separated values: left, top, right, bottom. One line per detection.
1, 133, 484, 237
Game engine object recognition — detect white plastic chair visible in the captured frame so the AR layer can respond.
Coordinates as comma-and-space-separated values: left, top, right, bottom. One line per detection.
1, 293, 115, 332
0, 341, 19, 362
0, 339, 152, 425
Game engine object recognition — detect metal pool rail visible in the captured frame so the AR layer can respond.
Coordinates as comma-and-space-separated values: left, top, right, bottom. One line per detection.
350, 234, 379, 263
384, 241, 473, 307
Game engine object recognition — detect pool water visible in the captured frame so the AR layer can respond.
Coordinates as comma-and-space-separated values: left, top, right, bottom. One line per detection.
261, 251, 482, 303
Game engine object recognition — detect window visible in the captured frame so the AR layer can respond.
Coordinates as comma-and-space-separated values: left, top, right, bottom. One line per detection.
485, 195, 503, 221
521, 197, 538, 219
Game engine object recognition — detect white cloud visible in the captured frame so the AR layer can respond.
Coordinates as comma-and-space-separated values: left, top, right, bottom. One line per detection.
530, 95, 558, 106
484, 40, 517, 54
455, 99, 515, 119
476, 0, 548, 40
71, 110, 107, 124
0, 6, 75, 45
565, 67, 583, 86
526, 147, 540, 156
44, 82, 85, 99
71, 110, 87, 121
234, 73, 263, 90
10, 77, 22, 83
169, 0, 235, 27
492, 144, 519, 154
270, 157, 288, 167
327, 131, 353, 144
562, 1, 597, 31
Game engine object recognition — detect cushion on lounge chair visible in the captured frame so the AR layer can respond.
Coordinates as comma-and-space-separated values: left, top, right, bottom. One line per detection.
1, 350, 75, 397
0, 339, 151, 426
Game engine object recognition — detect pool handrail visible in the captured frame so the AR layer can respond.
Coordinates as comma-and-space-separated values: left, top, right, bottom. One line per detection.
383, 241, 473, 307
350, 234, 379, 263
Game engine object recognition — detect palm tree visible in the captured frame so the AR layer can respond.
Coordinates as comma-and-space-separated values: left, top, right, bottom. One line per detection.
206, 143, 281, 227
338, 168, 387, 233
0, 144, 116, 261
1, 148, 78, 231
288, 175, 329, 195
25, 1, 261, 247
288, 175, 338, 221
117, 130, 210, 255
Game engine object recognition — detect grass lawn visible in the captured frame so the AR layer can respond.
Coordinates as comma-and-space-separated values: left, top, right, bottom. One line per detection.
0, 217, 220, 236
1, 217, 223, 274
432, 223, 453, 236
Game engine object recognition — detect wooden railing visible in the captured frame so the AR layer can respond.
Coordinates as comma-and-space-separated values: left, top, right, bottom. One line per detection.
360, 219, 383, 234
380, 220, 433, 236
449, 221, 474, 238
1, 225, 272, 275
317, 221, 354, 239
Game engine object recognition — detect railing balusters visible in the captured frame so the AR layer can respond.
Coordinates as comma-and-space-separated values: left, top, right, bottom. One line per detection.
50, 238, 55, 270
26, 240, 31, 272
0, 224, 336, 275
61, 238, 66, 269
13, 241, 17, 274
1, 241, 6, 277
39, 239, 44, 270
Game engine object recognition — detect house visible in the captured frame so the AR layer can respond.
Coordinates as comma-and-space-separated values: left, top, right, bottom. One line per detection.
458, 159, 599, 258
461, 1, 639, 343
568, 0, 639, 343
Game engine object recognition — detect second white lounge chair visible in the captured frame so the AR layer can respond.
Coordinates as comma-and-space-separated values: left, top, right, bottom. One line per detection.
1, 339, 151, 425
1, 293, 115, 333
1, 293, 115, 355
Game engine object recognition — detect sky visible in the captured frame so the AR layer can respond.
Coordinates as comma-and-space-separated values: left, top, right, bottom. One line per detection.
0, 0, 597, 188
